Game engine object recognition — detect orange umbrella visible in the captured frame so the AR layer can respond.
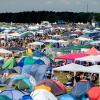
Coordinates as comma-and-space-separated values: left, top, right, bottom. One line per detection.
87, 86, 100, 100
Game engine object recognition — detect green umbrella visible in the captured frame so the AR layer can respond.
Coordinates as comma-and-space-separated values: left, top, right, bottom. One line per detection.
0, 95, 11, 100
3, 57, 17, 69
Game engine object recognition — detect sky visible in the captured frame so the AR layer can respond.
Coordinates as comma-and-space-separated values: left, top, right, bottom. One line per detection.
0, 0, 100, 13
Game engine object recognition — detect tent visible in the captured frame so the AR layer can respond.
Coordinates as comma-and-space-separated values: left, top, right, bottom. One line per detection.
53, 63, 100, 85
43, 39, 58, 43
37, 79, 67, 96
58, 94, 75, 100
87, 86, 100, 100
31, 89, 57, 100
22, 64, 49, 83
75, 55, 100, 65
71, 81, 95, 98
3, 57, 17, 69
18, 56, 36, 67
54, 53, 88, 61
85, 47, 100, 55
0, 57, 4, 66
7, 46, 26, 51
0, 95, 11, 100
0, 89, 28, 100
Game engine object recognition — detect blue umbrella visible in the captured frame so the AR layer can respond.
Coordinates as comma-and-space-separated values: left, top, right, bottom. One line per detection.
71, 81, 95, 98
58, 94, 75, 100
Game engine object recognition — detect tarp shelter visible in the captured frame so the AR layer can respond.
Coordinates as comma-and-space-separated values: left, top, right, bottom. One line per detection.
53, 63, 100, 85
31, 89, 57, 100
3, 57, 17, 69
54, 53, 88, 62
85, 47, 100, 55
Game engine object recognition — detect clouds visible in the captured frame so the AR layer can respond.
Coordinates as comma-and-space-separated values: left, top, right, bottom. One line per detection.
0, 0, 99, 12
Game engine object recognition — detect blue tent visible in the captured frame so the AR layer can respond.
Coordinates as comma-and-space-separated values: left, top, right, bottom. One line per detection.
18, 56, 36, 67
22, 95, 33, 100
34, 59, 45, 65
0, 89, 28, 100
58, 94, 75, 100
22, 64, 49, 83
71, 81, 95, 98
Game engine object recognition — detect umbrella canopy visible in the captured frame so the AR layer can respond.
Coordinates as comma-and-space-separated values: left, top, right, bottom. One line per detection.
85, 47, 100, 55
0, 95, 11, 100
37, 79, 67, 96
71, 81, 95, 98
58, 94, 75, 100
3, 57, 17, 69
0, 89, 28, 100
18, 56, 36, 67
87, 86, 100, 100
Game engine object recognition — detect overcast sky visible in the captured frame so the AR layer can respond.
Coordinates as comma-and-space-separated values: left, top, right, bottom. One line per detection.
0, 0, 100, 13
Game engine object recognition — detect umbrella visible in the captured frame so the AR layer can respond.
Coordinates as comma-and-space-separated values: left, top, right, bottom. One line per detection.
71, 81, 95, 98
0, 89, 28, 100
37, 79, 67, 96
87, 86, 100, 100
18, 56, 36, 67
0, 95, 11, 100
58, 94, 75, 100
3, 57, 17, 69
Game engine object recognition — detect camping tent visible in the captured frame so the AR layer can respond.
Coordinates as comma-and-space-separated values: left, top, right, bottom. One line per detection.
3, 57, 17, 69
31, 89, 57, 100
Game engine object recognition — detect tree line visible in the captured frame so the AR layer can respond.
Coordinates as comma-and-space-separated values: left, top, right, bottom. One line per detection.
0, 11, 99, 23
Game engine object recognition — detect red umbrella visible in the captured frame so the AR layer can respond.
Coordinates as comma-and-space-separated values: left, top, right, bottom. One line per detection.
87, 86, 100, 100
